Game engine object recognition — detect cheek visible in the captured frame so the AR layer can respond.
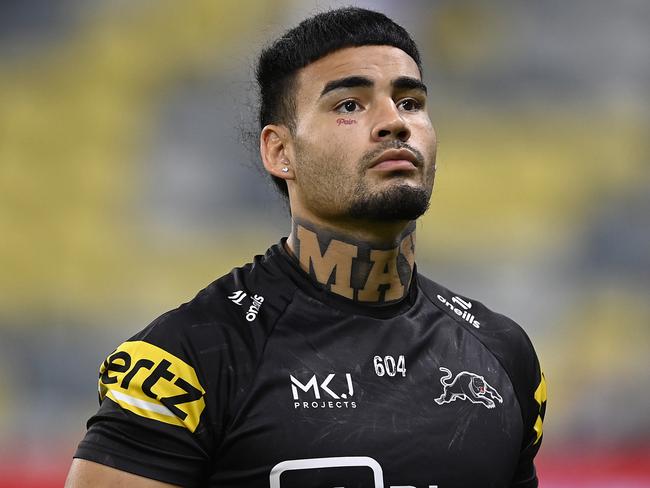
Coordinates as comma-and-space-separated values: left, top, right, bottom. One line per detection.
414, 116, 436, 138
294, 132, 348, 180
296, 116, 359, 149
413, 120, 437, 155
295, 115, 367, 172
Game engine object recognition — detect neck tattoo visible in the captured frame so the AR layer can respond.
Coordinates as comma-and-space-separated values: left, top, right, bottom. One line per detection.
287, 220, 416, 303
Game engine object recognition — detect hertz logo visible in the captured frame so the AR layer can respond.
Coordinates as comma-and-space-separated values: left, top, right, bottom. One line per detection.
98, 341, 206, 432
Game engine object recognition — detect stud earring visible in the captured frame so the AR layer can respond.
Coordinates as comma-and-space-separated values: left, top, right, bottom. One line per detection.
281, 167, 289, 173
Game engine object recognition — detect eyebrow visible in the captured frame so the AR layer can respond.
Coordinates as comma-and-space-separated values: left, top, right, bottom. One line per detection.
320, 76, 374, 98
319, 75, 428, 98
392, 76, 428, 95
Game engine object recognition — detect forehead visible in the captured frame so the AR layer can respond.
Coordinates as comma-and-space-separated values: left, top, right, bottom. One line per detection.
295, 45, 421, 99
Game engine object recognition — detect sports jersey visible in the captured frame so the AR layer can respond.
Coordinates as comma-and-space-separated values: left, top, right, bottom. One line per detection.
74, 240, 547, 488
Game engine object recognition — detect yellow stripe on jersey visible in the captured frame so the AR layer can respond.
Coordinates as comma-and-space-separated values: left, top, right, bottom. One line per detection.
533, 415, 544, 445
533, 373, 547, 444
534, 372, 547, 406
98, 341, 206, 432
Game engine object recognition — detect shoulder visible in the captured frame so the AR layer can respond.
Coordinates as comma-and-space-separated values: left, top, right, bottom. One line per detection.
97, 250, 297, 432
419, 274, 547, 450
417, 274, 541, 406
133, 250, 298, 354
124, 263, 254, 359
417, 274, 537, 363
124, 246, 299, 376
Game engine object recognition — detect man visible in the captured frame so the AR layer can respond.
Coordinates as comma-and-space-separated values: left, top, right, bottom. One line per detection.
66, 7, 546, 488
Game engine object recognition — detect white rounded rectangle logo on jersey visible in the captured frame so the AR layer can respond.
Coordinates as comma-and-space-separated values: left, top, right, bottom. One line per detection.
270, 456, 384, 488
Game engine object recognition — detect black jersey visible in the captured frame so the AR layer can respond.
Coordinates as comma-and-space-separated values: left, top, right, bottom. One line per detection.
75, 241, 547, 488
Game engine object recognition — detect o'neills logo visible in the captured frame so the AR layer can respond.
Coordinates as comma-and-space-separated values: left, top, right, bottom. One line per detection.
436, 294, 481, 328
227, 290, 265, 322
290, 373, 357, 409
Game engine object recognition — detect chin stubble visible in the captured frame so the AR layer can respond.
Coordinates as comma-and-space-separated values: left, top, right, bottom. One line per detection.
348, 184, 431, 221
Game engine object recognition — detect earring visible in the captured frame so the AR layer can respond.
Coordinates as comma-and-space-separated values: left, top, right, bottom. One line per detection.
281, 167, 289, 173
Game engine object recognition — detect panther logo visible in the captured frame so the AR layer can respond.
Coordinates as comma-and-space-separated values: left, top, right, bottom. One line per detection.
434, 367, 503, 409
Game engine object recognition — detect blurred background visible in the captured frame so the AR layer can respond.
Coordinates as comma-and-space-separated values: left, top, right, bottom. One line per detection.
1, 0, 648, 486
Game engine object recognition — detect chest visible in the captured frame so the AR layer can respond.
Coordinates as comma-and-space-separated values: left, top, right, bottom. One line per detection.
213, 305, 523, 487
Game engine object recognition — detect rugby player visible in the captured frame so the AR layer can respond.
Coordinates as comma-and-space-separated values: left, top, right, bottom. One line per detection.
66, 7, 546, 487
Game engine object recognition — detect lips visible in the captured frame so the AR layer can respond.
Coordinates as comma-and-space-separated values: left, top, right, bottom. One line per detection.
369, 149, 419, 171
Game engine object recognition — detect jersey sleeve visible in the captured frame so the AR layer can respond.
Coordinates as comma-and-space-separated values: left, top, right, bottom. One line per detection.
451, 303, 547, 487
74, 301, 227, 486
473, 310, 547, 488
510, 347, 547, 487
418, 278, 548, 488
73, 255, 295, 485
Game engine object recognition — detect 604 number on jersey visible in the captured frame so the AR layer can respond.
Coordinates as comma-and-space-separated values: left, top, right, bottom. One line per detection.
373, 355, 406, 377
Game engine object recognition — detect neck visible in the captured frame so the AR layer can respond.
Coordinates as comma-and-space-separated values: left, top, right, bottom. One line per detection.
286, 219, 417, 303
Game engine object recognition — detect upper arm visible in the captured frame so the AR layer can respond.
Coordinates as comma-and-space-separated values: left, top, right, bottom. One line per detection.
71, 279, 271, 485
71, 317, 220, 485
65, 459, 180, 488
511, 352, 547, 486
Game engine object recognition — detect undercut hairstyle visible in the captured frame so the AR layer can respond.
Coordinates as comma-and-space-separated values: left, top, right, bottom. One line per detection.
255, 7, 422, 199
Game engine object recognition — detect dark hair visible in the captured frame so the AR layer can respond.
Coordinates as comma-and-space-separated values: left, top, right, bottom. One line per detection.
255, 7, 422, 199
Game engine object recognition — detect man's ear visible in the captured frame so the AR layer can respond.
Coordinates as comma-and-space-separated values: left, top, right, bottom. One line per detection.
260, 124, 294, 180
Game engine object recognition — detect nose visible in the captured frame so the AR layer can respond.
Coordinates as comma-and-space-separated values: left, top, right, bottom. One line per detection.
371, 101, 411, 142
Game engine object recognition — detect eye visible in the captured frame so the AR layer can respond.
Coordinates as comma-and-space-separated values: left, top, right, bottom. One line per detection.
335, 100, 361, 113
398, 98, 423, 112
